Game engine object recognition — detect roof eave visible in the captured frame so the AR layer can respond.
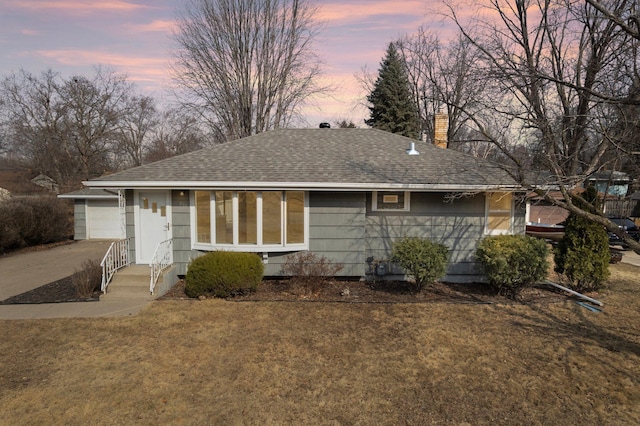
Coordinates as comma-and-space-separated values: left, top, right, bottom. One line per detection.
84, 180, 522, 192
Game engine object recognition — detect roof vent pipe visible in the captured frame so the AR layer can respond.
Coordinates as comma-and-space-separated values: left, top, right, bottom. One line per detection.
406, 142, 420, 155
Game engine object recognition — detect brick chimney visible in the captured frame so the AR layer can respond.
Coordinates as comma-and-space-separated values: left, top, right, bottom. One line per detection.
433, 112, 448, 149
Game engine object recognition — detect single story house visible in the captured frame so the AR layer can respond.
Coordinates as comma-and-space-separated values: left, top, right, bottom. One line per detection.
68, 128, 525, 284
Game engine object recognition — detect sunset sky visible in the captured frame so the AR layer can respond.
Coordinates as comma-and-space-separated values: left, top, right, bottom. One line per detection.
0, 0, 456, 127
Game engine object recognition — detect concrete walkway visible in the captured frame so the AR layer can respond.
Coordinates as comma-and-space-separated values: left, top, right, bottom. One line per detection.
620, 249, 640, 267
0, 298, 152, 319
0, 240, 152, 319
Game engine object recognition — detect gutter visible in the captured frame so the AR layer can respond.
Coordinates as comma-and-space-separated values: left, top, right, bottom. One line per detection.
543, 280, 604, 307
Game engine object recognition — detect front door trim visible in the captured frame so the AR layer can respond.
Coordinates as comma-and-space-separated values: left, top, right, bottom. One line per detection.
134, 190, 172, 264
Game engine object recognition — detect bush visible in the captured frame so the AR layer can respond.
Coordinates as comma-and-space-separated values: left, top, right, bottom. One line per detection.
72, 259, 103, 298
476, 234, 549, 298
554, 186, 610, 293
0, 196, 71, 254
185, 251, 264, 298
390, 237, 449, 292
280, 252, 344, 293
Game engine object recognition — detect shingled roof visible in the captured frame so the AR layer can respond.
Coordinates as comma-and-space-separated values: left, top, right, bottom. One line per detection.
87, 128, 519, 191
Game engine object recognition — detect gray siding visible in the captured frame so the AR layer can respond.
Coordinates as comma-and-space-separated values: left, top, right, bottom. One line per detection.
365, 192, 487, 282
171, 190, 192, 275
264, 192, 366, 276
73, 200, 86, 240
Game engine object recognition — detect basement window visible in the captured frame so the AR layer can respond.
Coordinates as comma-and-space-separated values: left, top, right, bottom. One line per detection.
372, 191, 410, 211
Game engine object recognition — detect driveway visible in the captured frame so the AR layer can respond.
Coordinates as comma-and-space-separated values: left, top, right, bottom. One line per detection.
0, 240, 113, 301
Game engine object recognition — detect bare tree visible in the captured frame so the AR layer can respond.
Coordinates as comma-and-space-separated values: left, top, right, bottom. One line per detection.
145, 108, 208, 163
59, 68, 129, 179
0, 68, 131, 188
334, 119, 357, 128
172, 0, 325, 141
0, 69, 68, 183
586, 0, 640, 40
444, 0, 640, 251
116, 95, 159, 168
397, 30, 491, 152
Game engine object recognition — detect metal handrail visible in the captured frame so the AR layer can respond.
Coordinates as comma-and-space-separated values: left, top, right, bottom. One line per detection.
100, 238, 131, 293
150, 239, 173, 295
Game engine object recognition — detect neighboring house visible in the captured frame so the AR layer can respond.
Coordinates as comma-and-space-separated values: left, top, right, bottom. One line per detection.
526, 192, 570, 226
586, 171, 631, 198
66, 128, 525, 283
31, 174, 59, 193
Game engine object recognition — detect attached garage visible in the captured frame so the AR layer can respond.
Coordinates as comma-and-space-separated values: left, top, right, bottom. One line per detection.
59, 189, 125, 240
87, 199, 122, 239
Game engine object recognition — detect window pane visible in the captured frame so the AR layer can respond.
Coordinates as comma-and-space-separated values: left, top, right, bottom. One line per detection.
195, 191, 211, 243
489, 192, 512, 211
238, 192, 257, 244
262, 191, 282, 244
286, 191, 304, 244
215, 191, 233, 244
488, 213, 511, 230
487, 192, 512, 232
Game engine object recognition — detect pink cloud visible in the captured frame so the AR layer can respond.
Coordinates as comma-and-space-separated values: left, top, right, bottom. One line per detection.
36, 49, 161, 66
34, 49, 169, 88
316, 1, 430, 26
3, 0, 148, 15
127, 19, 178, 33
20, 29, 41, 36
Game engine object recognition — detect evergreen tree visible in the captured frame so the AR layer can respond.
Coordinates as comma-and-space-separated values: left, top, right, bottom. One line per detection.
554, 186, 610, 292
365, 43, 421, 139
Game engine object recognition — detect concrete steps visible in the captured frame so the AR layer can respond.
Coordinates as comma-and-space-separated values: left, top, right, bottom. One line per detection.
102, 265, 155, 301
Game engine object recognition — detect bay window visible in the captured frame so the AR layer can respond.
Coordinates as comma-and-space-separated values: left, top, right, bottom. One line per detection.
193, 190, 307, 250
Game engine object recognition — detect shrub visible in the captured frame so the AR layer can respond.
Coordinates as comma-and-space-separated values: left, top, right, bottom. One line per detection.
72, 259, 103, 298
280, 252, 344, 293
475, 234, 549, 298
185, 251, 264, 298
0, 196, 71, 254
554, 186, 610, 293
390, 237, 449, 292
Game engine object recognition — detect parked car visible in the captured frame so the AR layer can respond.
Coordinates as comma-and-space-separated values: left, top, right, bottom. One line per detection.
607, 217, 640, 248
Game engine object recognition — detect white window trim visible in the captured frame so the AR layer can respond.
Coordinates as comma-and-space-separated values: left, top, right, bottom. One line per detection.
372, 191, 411, 212
484, 192, 514, 235
190, 190, 309, 252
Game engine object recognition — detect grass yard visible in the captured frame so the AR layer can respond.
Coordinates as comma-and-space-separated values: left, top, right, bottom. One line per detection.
1, 263, 639, 425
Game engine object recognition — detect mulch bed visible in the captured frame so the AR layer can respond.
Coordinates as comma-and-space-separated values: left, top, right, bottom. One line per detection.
158, 278, 569, 305
0, 276, 100, 305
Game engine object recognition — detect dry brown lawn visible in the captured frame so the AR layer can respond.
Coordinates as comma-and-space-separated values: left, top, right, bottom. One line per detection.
1, 263, 639, 425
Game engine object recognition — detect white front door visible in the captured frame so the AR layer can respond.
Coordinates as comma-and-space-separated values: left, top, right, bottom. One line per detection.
136, 191, 171, 264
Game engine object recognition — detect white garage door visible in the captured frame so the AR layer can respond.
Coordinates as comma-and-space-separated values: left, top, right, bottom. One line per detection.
87, 199, 123, 239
